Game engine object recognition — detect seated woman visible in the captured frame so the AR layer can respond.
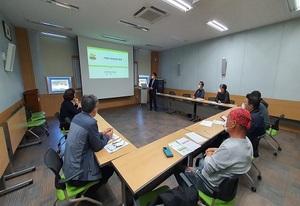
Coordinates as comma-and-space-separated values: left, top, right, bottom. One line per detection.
215, 84, 230, 103
60, 88, 81, 130
175, 108, 253, 198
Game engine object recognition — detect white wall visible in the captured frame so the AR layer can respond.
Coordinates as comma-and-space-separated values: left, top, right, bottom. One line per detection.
159, 18, 300, 101
0, 13, 24, 113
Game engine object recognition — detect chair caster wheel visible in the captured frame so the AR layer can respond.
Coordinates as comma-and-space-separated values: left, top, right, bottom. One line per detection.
257, 175, 262, 180
273, 152, 277, 156
278, 147, 282, 151
251, 187, 256, 192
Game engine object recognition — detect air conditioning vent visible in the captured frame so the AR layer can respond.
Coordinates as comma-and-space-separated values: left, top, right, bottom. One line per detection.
134, 6, 167, 24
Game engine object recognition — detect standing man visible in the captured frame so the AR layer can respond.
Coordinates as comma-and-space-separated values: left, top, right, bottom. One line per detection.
148, 72, 158, 111
193, 81, 205, 99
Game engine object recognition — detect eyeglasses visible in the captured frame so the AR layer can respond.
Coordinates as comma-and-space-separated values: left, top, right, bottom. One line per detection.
112, 138, 125, 148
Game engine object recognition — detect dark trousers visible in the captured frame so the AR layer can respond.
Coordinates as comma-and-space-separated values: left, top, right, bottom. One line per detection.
174, 165, 213, 198
149, 91, 157, 110
69, 165, 114, 198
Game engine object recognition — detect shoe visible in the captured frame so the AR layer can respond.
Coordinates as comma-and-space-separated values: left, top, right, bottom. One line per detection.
148, 109, 152, 111
189, 118, 195, 121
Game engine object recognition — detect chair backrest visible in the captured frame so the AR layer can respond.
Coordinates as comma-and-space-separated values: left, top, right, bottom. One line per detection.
44, 148, 65, 190
182, 93, 191, 98
216, 176, 239, 201
230, 100, 235, 104
169, 91, 176, 95
54, 112, 62, 123
272, 114, 285, 130
23, 103, 32, 121
208, 97, 215, 101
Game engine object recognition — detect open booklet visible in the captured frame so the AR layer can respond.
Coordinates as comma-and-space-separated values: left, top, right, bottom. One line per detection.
168, 137, 200, 156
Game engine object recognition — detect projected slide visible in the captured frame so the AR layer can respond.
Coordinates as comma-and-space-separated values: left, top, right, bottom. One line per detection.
87, 46, 129, 79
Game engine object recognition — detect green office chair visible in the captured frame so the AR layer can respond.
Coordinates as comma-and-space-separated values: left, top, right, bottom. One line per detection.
135, 185, 170, 206
197, 173, 239, 206
179, 172, 239, 206
44, 148, 103, 206
23, 103, 46, 121
264, 114, 285, 156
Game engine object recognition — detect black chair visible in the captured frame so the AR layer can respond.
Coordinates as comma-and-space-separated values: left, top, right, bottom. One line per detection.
208, 97, 215, 101
169, 91, 176, 95
180, 172, 239, 206
264, 114, 285, 156
182, 93, 192, 98
245, 133, 264, 192
229, 100, 235, 104
44, 148, 103, 206
54, 112, 70, 156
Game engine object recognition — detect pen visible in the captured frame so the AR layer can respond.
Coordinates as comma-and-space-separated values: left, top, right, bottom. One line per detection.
204, 130, 210, 135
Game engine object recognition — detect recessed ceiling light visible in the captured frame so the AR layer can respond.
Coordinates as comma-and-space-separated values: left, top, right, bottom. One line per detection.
42, 0, 79, 11
27, 19, 72, 30
207, 20, 228, 32
162, 0, 193, 12
41, 32, 67, 38
168, 35, 187, 42
102, 34, 127, 42
117, 19, 149, 32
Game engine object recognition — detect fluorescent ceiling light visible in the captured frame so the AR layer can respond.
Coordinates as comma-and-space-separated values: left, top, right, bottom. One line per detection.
27, 19, 72, 30
41, 32, 67, 38
286, 0, 300, 12
168, 35, 187, 42
207, 20, 228, 32
117, 19, 149, 32
162, 0, 193, 12
102, 34, 127, 42
42, 0, 79, 11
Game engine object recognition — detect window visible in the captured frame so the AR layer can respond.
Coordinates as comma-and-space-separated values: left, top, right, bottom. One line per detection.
46, 76, 72, 94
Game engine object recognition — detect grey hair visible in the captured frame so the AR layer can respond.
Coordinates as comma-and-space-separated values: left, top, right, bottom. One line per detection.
81, 94, 99, 113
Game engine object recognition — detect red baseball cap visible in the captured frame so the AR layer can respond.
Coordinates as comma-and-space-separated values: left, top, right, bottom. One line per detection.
229, 108, 252, 130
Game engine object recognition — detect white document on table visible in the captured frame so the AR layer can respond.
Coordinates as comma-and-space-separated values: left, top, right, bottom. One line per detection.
168, 141, 192, 156
213, 120, 224, 125
200, 120, 213, 127
185, 132, 207, 143
176, 137, 200, 151
104, 138, 128, 153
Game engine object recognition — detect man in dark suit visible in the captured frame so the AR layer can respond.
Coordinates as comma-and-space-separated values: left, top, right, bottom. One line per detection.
148, 72, 158, 111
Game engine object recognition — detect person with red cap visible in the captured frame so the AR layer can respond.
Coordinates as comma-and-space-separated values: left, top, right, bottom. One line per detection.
174, 107, 253, 199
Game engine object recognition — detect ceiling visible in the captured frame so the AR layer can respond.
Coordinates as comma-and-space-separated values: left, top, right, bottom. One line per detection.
1, 0, 300, 51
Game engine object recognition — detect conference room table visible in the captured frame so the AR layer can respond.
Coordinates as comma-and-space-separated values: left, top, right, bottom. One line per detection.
112, 106, 238, 205
93, 113, 137, 166
156, 93, 236, 119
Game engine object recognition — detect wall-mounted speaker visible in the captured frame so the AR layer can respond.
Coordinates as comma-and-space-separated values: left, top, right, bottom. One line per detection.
177, 63, 181, 76
221, 58, 227, 75
5, 43, 16, 72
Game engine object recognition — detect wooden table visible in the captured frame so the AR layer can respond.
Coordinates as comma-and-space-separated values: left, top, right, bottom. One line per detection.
112, 129, 199, 205
93, 114, 137, 166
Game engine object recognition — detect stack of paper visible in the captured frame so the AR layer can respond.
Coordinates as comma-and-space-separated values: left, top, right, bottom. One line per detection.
168, 137, 200, 156
200, 120, 213, 127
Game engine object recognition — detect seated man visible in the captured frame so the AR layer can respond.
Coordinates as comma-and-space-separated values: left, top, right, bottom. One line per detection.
193, 81, 205, 99
215, 84, 230, 103
175, 108, 253, 198
242, 93, 266, 157
60, 88, 81, 130
63, 94, 114, 199
251, 90, 270, 129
